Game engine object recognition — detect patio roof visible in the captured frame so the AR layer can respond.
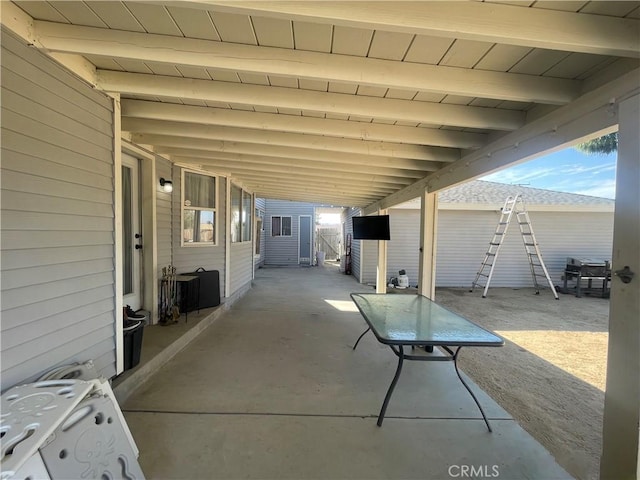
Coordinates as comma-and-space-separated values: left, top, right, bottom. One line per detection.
4, 1, 639, 208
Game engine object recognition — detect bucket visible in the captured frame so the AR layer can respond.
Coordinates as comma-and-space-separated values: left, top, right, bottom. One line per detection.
316, 251, 326, 267
397, 275, 409, 289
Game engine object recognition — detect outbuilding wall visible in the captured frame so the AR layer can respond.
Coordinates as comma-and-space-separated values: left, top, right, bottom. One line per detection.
264, 200, 315, 266
358, 208, 614, 288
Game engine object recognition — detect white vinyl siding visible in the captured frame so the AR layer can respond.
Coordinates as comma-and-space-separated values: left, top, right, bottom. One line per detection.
156, 157, 173, 272
229, 243, 253, 294
359, 239, 379, 285
436, 210, 614, 287
360, 208, 615, 288
1, 29, 115, 390
386, 209, 420, 287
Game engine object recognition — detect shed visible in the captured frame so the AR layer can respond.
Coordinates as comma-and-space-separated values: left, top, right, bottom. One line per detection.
351, 180, 615, 288
262, 199, 316, 267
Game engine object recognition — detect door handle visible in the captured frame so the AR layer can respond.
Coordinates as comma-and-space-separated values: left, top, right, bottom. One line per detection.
135, 244, 143, 250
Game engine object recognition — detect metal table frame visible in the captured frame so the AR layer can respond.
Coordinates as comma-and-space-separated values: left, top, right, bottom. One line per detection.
563, 270, 611, 298
351, 293, 504, 432
175, 274, 200, 322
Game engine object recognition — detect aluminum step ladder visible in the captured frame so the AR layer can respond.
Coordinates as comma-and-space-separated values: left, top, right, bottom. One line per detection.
471, 195, 559, 299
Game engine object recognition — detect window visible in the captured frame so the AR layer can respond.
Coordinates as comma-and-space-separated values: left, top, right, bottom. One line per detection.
271, 216, 292, 237
231, 184, 252, 243
182, 170, 216, 245
242, 190, 252, 241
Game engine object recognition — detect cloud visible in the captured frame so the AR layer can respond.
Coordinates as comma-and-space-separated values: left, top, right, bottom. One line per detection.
570, 180, 617, 199
557, 163, 616, 176
479, 148, 617, 199
482, 166, 556, 184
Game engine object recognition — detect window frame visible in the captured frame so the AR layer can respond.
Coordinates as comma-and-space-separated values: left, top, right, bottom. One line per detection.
255, 208, 265, 257
181, 168, 218, 247
271, 215, 292, 237
230, 183, 253, 244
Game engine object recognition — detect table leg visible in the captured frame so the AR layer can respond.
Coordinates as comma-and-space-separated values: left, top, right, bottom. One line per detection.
452, 346, 492, 432
377, 345, 405, 427
352, 327, 371, 350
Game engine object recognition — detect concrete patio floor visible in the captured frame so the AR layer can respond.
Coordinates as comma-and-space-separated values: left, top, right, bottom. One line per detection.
119, 264, 572, 480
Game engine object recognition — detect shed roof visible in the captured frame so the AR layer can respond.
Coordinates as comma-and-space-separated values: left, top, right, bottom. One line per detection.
394, 180, 615, 212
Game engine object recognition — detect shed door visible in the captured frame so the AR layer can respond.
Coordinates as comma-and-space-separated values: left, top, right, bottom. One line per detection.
299, 215, 312, 265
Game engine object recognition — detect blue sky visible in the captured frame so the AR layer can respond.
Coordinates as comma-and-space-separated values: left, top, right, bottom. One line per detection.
480, 147, 617, 199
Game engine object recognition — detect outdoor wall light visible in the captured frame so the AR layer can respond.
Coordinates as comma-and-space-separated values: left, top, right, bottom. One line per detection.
159, 178, 173, 193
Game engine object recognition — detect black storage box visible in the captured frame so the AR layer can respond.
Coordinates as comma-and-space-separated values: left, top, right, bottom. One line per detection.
190, 267, 221, 309
123, 321, 144, 371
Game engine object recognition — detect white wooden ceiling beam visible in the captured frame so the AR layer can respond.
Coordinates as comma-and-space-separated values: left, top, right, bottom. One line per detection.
223, 177, 385, 200
121, 100, 487, 149
0, 2, 97, 86
103, 72, 523, 131
161, 1, 640, 58
243, 188, 375, 207
35, 21, 578, 104
122, 117, 459, 162
0, 2, 34, 45
198, 172, 398, 196
159, 148, 424, 181
226, 175, 384, 196
362, 68, 640, 215
167, 156, 416, 187
229, 180, 393, 199
130, 133, 443, 172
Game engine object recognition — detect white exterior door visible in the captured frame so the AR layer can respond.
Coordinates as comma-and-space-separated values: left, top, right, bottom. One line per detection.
121, 153, 142, 310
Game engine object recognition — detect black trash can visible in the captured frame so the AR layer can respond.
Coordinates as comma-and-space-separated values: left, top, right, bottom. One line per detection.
123, 320, 144, 371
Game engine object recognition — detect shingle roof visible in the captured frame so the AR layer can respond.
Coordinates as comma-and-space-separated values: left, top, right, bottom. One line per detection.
392, 180, 614, 211
438, 180, 615, 206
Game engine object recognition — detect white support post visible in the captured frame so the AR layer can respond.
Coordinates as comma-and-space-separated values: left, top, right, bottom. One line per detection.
252, 193, 256, 280
225, 176, 231, 299
140, 155, 158, 324
418, 191, 438, 299
376, 209, 388, 294
110, 93, 124, 375
600, 93, 640, 480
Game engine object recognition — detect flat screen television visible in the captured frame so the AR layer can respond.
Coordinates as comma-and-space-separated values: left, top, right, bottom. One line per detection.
352, 215, 390, 240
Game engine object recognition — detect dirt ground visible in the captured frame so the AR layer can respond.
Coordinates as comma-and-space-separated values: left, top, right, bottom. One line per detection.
434, 287, 609, 480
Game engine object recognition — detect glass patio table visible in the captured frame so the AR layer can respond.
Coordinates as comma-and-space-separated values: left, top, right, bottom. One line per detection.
350, 293, 504, 431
